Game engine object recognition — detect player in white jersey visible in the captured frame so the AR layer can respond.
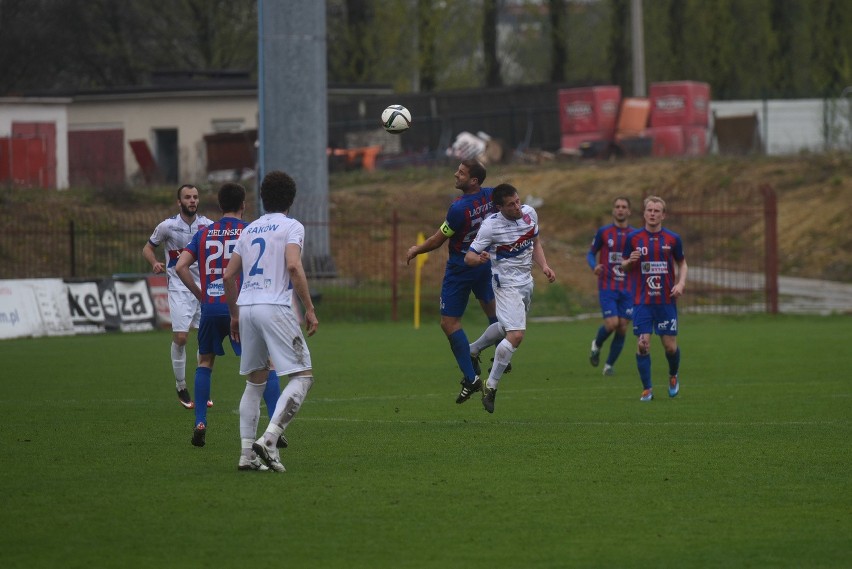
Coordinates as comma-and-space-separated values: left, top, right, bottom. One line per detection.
142, 184, 213, 409
465, 183, 556, 413
223, 170, 318, 472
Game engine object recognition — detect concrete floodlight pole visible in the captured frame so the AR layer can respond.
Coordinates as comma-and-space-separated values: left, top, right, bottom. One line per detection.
258, 0, 334, 276
631, 0, 646, 97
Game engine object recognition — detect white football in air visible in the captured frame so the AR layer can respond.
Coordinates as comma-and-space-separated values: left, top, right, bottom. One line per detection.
381, 104, 412, 134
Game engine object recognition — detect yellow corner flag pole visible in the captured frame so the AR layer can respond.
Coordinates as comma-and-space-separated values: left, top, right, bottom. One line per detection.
414, 232, 429, 329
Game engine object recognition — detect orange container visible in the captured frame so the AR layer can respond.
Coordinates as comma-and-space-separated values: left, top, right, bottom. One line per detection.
615, 98, 652, 137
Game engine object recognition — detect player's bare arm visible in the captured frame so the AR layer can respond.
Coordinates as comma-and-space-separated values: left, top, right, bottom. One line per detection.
672, 257, 688, 298
464, 248, 489, 266
142, 242, 165, 274
406, 229, 448, 264
532, 237, 556, 283
286, 243, 318, 337
222, 252, 242, 343
175, 250, 202, 301
622, 249, 641, 271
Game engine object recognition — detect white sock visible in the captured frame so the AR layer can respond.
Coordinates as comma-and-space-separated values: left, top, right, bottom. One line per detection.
471, 322, 505, 355
265, 376, 314, 445
241, 438, 255, 459
487, 338, 516, 389
171, 342, 186, 388
239, 381, 266, 442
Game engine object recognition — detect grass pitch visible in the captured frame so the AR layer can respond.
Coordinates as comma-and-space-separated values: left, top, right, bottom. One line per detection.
0, 314, 849, 568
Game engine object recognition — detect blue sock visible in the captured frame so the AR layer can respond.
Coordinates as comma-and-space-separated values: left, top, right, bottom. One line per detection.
636, 353, 652, 390
594, 325, 612, 349
607, 333, 626, 366
194, 367, 212, 426
448, 329, 476, 381
666, 347, 681, 377
263, 370, 281, 419
488, 315, 498, 325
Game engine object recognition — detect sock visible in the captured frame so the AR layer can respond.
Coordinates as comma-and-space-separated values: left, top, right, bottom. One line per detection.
448, 329, 476, 381
239, 380, 266, 442
193, 367, 213, 426
637, 353, 652, 390
470, 322, 505, 355
265, 376, 314, 445
487, 338, 516, 389
241, 437, 254, 459
594, 326, 612, 350
263, 370, 282, 419
607, 333, 626, 366
488, 315, 498, 325
666, 347, 681, 377
171, 342, 186, 388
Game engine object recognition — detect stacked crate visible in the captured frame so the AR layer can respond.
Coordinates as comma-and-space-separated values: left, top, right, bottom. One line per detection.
558, 86, 621, 154
645, 81, 710, 157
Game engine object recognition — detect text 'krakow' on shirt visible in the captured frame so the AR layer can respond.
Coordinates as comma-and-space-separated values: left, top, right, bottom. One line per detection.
233, 213, 304, 307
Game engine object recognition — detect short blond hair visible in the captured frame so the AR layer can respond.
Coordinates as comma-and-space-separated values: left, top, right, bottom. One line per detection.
644, 195, 666, 212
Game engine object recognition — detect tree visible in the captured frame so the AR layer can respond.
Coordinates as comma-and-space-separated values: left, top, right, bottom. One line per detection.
770, 0, 810, 97
549, 0, 568, 83
811, 0, 852, 96
483, 0, 502, 87
417, 0, 439, 92
0, 0, 73, 94
607, 0, 631, 93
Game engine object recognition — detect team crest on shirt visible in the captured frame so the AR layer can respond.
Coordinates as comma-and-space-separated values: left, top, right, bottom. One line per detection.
523, 213, 532, 224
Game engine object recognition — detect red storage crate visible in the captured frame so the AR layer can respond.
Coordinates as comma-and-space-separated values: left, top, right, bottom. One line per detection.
558, 86, 621, 136
682, 126, 709, 156
649, 81, 710, 127
644, 126, 685, 157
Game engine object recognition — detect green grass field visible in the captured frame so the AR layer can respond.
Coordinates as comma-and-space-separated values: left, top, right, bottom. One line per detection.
1, 314, 850, 568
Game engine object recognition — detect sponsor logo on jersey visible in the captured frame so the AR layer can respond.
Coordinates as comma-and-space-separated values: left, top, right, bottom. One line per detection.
641, 261, 668, 274
206, 281, 225, 297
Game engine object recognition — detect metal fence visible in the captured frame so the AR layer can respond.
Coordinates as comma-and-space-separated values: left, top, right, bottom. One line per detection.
1, 187, 779, 321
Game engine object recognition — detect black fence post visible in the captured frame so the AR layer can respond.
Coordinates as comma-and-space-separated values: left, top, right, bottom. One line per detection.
69, 220, 76, 278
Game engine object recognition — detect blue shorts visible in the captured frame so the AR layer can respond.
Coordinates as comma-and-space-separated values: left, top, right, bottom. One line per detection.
197, 311, 241, 356
632, 303, 679, 336
599, 289, 634, 320
440, 263, 494, 317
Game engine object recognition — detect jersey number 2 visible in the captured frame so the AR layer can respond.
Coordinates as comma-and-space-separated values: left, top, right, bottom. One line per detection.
249, 238, 266, 276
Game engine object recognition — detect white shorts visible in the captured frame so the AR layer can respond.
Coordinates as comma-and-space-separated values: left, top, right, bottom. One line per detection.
238, 304, 312, 376
494, 281, 533, 332
168, 290, 201, 332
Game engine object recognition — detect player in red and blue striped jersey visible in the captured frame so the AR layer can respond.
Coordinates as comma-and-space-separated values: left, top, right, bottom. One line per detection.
176, 183, 281, 448
621, 196, 688, 402
586, 197, 636, 376
406, 160, 500, 404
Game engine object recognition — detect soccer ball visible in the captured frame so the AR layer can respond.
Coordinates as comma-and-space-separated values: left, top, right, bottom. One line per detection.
381, 105, 411, 134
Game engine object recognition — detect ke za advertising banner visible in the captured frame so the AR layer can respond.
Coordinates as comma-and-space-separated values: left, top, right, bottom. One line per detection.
65, 278, 157, 334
